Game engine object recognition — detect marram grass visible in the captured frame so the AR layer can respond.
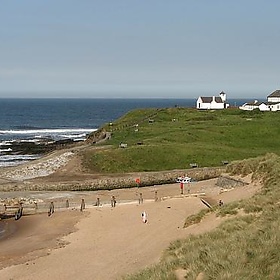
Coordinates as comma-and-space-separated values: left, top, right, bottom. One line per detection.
123, 154, 280, 279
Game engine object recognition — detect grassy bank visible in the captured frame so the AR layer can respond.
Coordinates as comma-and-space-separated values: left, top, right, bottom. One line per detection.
84, 108, 280, 173
123, 154, 280, 279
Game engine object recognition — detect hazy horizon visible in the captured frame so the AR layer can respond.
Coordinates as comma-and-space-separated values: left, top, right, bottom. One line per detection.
0, 94, 268, 100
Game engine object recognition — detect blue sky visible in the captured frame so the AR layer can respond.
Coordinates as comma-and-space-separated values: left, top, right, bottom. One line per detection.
0, 0, 280, 98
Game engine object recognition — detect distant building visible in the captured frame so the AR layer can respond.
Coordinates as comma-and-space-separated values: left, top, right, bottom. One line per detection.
267, 90, 280, 103
259, 102, 280, 112
239, 90, 280, 111
196, 91, 229, 110
239, 100, 262, 111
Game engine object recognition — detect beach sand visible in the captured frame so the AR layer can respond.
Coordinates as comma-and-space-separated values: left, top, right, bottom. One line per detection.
0, 177, 261, 280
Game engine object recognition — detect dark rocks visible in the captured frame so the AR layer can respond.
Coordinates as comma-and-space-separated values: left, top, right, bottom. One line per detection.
216, 176, 249, 189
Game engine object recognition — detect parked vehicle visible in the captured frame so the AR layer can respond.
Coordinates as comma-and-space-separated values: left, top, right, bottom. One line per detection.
176, 176, 191, 183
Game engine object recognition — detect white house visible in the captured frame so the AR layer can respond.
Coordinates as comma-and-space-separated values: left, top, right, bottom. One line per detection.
239, 89, 280, 111
259, 102, 280, 112
239, 100, 262, 111
196, 91, 229, 110
258, 103, 270, 111
267, 90, 280, 103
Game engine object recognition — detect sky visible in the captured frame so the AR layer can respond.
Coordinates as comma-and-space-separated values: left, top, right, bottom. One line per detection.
0, 0, 280, 99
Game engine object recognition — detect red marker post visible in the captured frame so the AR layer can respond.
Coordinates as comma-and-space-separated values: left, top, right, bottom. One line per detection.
136, 178, 141, 191
180, 182, 184, 195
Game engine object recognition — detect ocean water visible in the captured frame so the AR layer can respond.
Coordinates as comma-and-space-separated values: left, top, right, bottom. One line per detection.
0, 98, 246, 167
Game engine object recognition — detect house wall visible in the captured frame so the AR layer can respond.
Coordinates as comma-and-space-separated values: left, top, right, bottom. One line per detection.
259, 103, 280, 111
210, 102, 224, 109
259, 104, 270, 111
197, 101, 211, 109
196, 100, 224, 110
239, 105, 255, 111
268, 97, 280, 102
271, 103, 280, 111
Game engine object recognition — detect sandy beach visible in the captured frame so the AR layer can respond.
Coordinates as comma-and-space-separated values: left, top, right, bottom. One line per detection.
0, 176, 261, 280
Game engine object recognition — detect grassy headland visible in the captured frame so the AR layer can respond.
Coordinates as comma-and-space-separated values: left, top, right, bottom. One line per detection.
84, 108, 280, 173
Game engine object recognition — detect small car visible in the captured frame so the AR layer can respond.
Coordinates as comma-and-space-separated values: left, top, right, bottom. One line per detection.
176, 176, 191, 183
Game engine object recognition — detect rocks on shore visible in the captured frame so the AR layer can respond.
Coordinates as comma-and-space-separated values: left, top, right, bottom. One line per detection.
2, 151, 74, 181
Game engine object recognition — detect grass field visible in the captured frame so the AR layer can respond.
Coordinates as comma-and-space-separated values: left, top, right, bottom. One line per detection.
83, 108, 280, 173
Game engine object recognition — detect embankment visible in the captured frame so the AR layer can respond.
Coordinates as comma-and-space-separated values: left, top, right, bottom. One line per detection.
0, 167, 225, 192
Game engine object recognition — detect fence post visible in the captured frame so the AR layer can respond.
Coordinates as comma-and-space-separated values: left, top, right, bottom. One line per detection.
154, 190, 158, 202
96, 197, 100, 206
48, 202, 55, 216
34, 202, 38, 212
80, 199, 85, 211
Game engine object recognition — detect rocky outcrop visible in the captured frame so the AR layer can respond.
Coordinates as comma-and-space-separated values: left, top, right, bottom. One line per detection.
86, 128, 109, 144
216, 175, 249, 189
2, 151, 74, 181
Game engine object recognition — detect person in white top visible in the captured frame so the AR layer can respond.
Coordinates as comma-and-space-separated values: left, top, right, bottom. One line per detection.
141, 211, 148, 223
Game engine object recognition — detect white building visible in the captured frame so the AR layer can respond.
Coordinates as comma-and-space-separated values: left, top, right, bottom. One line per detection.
267, 90, 280, 103
239, 90, 280, 111
259, 102, 280, 112
196, 91, 229, 110
239, 100, 262, 111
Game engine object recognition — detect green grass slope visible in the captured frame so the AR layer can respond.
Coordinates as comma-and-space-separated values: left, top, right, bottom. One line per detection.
84, 108, 280, 173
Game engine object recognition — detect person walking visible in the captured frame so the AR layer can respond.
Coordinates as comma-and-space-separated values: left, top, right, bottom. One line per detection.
111, 196, 116, 207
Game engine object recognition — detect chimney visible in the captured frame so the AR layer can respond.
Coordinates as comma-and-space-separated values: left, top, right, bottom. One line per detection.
220, 91, 226, 102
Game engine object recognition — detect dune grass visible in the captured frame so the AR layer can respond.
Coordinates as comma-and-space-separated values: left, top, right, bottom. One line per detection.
83, 108, 280, 173
123, 154, 280, 279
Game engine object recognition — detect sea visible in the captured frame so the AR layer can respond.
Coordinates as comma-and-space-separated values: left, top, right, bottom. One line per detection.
0, 98, 247, 167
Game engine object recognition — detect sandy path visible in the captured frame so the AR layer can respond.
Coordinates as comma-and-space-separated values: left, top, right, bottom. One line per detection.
0, 177, 261, 280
